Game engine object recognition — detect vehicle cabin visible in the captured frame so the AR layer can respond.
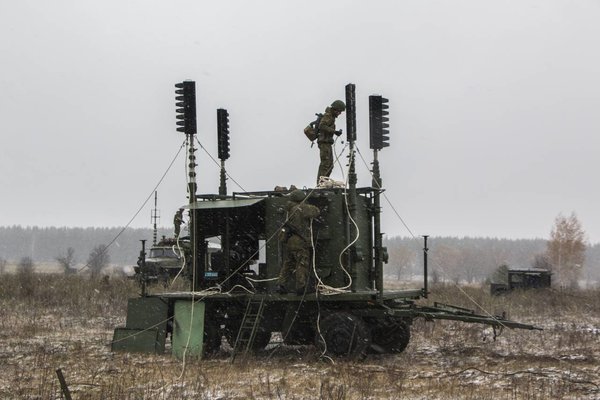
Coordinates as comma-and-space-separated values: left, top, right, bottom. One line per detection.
187, 188, 376, 293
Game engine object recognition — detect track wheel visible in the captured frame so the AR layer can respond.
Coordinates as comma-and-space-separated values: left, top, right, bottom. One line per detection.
316, 312, 371, 359
370, 317, 411, 354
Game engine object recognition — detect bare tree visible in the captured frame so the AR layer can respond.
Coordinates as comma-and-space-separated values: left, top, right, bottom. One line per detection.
56, 247, 76, 275
387, 244, 416, 281
531, 253, 552, 270
17, 256, 36, 297
87, 244, 110, 279
0, 257, 7, 274
18, 256, 34, 274
490, 263, 509, 285
546, 212, 586, 288
430, 244, 463, 284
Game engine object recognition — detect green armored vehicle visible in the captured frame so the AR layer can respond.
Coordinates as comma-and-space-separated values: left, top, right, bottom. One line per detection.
113, 82, 539, 360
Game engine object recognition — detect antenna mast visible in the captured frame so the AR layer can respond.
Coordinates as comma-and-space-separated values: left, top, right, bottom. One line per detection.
217, 108, 230, 196
151, 191, 160, 245
369, 94, 390, 301
345, 83, 358, 289
175, 80, 198, 290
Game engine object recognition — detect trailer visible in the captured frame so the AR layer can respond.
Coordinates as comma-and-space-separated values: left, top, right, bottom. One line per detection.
113, 82, 539, 360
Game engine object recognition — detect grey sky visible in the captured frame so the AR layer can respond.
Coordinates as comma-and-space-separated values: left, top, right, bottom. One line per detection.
1, 1, 598, 243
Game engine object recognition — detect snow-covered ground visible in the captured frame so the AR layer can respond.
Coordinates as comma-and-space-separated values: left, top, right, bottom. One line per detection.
1, 279, 599, 399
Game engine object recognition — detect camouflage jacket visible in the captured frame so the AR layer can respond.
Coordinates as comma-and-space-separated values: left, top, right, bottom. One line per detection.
317, 107, 337, 145
285, 201, 320, 249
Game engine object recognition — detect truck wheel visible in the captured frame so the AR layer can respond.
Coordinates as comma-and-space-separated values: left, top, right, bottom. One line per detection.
370, 317, 411, 354
315, 312, 371, 359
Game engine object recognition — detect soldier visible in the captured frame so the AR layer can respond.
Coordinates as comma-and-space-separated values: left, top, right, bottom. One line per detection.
173, 208, 184, 238
316, 100, 346, 185
277, 190, 320, 294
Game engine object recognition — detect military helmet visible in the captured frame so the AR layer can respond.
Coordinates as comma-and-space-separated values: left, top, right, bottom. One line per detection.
331, 100, 346, 112
289, 189, 306, 202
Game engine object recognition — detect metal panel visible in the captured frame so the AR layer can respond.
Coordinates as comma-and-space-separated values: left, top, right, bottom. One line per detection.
172, 300, 205, 360
111, 328, 159, 353
186, 198, 263, 210
125, 297, 168, 353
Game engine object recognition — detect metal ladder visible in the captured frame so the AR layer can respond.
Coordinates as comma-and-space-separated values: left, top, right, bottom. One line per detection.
230, 297, 266, 362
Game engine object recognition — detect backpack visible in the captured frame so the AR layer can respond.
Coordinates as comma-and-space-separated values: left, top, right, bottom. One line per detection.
303, 113, 323, 143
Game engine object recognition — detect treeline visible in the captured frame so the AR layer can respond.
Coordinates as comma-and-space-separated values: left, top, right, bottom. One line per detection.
0, 226, 172, 265
1, 226, 599, 283
383, 236, 600, 284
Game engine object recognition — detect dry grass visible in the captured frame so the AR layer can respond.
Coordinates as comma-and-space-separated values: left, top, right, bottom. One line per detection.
1, 276, 599, 399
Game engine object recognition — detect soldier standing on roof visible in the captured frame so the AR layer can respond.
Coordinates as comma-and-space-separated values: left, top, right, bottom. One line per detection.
173, 208, 184, 238
316, 100, 346, 185
277, 190, 320, 294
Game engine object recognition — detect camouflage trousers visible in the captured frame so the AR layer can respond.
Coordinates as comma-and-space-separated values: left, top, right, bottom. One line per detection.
278, 247, 310, 292
317, 143, 333, 184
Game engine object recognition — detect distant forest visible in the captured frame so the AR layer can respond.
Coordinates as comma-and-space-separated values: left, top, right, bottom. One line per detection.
0, 226, 172, 266
0, 226, 598, 283
384, 236, 600, 284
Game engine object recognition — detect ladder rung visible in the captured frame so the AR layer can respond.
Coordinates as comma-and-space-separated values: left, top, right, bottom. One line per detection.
230, 297, 267, 363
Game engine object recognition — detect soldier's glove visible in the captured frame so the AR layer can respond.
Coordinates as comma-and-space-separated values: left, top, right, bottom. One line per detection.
334, 129, 343, 136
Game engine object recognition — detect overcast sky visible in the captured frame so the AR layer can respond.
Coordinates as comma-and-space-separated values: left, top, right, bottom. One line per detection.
1, 1, 598, 243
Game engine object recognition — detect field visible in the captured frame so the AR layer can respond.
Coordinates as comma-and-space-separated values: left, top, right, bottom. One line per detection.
1, 272, 599, 399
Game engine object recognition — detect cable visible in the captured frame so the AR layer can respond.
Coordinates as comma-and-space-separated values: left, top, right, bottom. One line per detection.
333, 138, 348, 182
178, 134, 199, 380
311, 144, 357, 295
109, 316, 174, 345
215, 187, 321, 289
354, 144, 505, 325
266, 283, 310, 360
353, 144, 600, 387
169, 234, 186, 285
182, 133, 350, 296
195, 137, 247, 193
77, 140, 186, 274
354, 145, 416, 238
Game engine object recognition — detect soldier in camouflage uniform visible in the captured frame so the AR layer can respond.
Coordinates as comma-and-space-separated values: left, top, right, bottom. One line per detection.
316, 100, 346, 184
277, 190, 320, 294
173, 208, 184, 238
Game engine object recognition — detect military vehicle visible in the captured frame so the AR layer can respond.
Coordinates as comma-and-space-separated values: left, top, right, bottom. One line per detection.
491, 268, 552, 295
131, 192, 190, 283
132, 236, 187, 282
113, 82, 539, 360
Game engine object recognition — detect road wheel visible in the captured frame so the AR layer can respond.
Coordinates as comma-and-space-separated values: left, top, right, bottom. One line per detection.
315, 312, 371, 359
370, 317, 411, 354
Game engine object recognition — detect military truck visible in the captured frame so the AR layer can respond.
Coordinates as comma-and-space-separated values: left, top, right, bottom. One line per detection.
490, 268, 552, 295
132, 236, 221, 283
113, 82, 539, 360
133, 237, 186, 282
